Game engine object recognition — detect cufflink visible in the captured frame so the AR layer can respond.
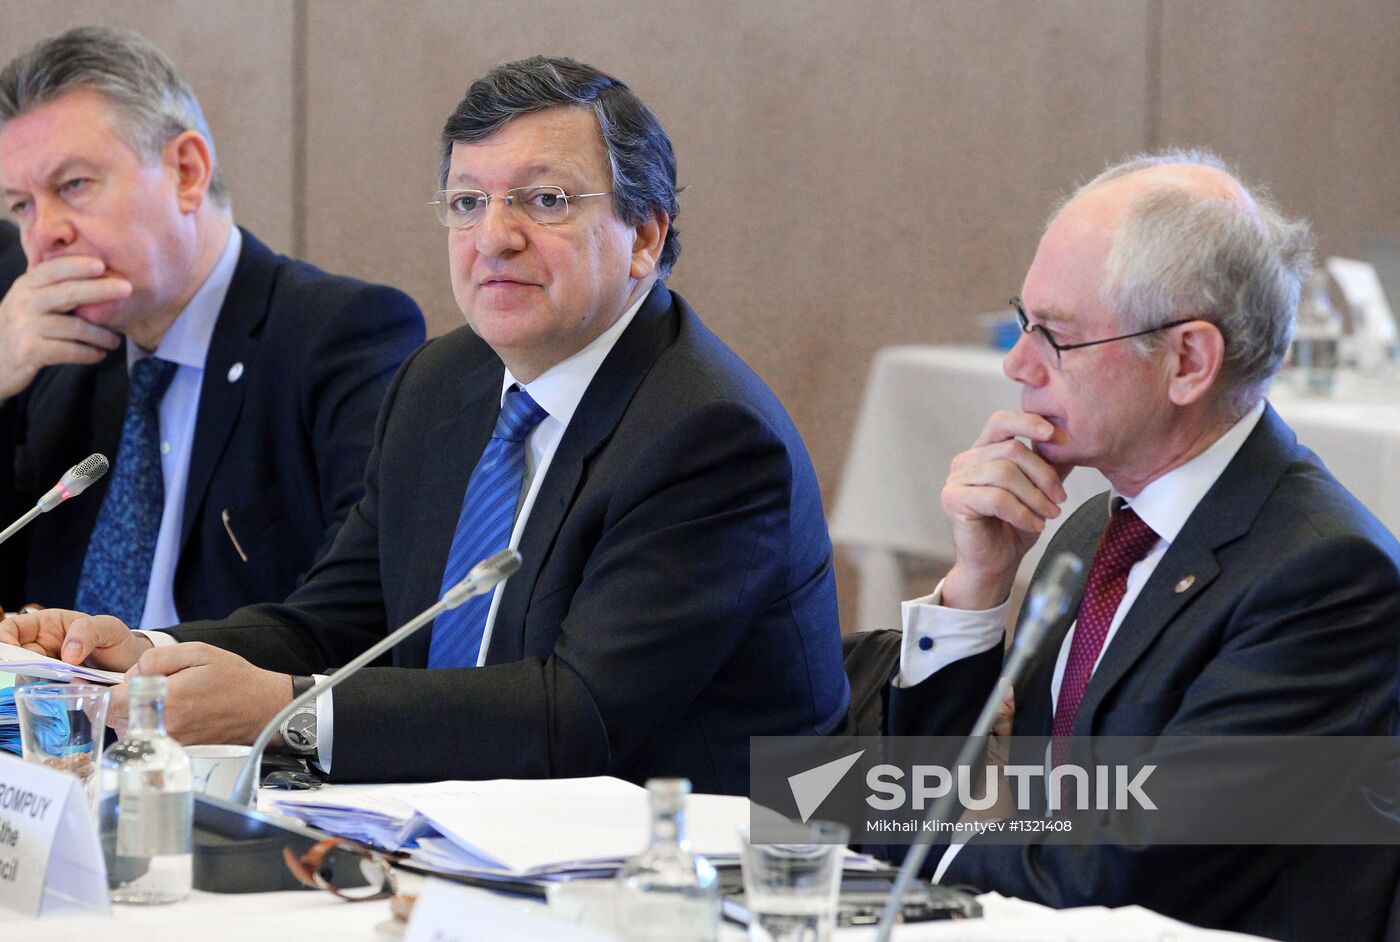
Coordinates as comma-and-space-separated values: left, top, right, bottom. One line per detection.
918, 636, 934, 651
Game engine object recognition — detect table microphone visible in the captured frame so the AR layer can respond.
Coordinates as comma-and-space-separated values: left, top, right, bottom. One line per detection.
0, 453, 110, 547
873, 551, 1084, 942
228, 547, 523, 807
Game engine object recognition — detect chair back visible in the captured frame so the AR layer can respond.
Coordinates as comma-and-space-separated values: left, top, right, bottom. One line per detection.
834, 628, 903, 737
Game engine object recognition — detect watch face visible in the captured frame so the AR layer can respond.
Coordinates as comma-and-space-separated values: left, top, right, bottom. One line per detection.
284, 711, 317, 750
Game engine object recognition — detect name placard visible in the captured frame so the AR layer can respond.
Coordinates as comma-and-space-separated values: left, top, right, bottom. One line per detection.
0, 752, 108, 917
405, 877, 615, 942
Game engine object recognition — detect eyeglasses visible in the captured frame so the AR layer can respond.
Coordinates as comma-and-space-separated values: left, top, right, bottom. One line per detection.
282, 836, 398, 902
1010, 297, 1193, 368
429, 185, 611, 229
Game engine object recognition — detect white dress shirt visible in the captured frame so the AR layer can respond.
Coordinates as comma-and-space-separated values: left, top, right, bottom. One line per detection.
130, 226, 241, 630
896, 401, 1265, 880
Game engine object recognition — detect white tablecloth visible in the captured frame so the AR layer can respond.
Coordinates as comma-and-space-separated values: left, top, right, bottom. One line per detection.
831, 345, 1400, 631
4, 884, 1269, 941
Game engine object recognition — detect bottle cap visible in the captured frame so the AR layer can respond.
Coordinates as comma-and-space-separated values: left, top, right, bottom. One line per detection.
127, 674, 168, 697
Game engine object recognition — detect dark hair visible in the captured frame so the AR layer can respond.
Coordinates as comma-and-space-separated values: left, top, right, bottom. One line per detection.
0, 26, 228, 205
440, 56, 679, 277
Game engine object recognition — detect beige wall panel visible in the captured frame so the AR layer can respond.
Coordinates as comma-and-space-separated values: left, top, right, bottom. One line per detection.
304, 0, 1150, 628
1158, 0, 1400, 259
0, 0, 295, 253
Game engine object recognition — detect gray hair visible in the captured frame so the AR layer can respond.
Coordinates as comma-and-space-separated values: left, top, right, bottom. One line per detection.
0, 26, 228, 205
440, 56, 680, 277
1069, 148, 1312, 416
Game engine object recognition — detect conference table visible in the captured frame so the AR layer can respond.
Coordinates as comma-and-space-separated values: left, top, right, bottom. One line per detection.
2, 777, 1274, 940
5, 866, 1270, 940
830, 344, 1400, 631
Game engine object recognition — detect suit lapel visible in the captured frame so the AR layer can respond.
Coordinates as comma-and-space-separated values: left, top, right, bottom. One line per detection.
178, 230, 275, 555
397, 356, 502, 667
1071, 405, 1297, 732
68, 348, 131, 526
486, 285, 680, 663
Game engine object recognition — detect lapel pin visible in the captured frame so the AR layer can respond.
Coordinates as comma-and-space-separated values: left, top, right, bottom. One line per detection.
227, 362, 244, 383
1174, 574, 1196, 594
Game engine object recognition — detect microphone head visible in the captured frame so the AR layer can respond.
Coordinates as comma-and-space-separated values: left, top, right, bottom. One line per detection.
1014, 552, 1084, 655
61, 453, 110, 495
36, 453, 110, 512
442, 548, 522, 609
473, 547, 522, 583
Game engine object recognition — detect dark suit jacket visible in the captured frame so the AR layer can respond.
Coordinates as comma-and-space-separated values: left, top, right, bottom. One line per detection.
0, 227, 425, 622
891, 406, 1400, 942
171, 284, 850, 795
0, 221, 22, 293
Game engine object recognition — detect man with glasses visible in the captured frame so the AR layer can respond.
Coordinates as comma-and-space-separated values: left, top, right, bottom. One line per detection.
884, 151, 1400, 940
3, 56, 848, 794
0, 28, 423, 627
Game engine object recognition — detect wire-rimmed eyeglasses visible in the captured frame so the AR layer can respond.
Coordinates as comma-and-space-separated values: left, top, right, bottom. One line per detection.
283, 836, 398, 902
429, 186, 611, 229
1011, 297, 1193, 368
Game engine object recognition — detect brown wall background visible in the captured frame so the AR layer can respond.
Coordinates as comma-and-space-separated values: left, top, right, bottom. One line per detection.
3, 0, 1397, 628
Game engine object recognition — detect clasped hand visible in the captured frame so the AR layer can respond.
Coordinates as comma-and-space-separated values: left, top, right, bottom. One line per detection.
0, 608, 289, 743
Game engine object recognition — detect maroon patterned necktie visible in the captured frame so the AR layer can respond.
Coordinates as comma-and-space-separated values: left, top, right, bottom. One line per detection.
1050, 503, 1158, 807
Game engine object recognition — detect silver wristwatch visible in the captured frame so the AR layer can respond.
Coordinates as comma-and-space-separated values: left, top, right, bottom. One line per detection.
279, 675, 318, 755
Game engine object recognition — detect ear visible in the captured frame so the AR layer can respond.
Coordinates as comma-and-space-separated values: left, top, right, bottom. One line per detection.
165, 130, 215, 214
1165, 320, 1225, 407
629, 209, 668, 280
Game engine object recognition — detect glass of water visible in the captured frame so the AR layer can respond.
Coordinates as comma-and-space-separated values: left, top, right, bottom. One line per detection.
14, 682, 111, 822
739, 820, 849, 942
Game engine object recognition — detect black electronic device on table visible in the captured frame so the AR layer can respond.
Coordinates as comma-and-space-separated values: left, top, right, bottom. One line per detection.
192, 792, 372, 894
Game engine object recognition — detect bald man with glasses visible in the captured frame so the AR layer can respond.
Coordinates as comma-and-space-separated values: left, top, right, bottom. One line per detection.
884, 150, 1400, 941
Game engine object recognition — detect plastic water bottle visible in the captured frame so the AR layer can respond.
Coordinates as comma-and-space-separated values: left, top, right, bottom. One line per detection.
617, 778, 720, 941
101, 675, 193, 904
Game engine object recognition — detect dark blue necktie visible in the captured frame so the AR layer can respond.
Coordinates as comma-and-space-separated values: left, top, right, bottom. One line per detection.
74, 356, 178, 627
428, 386, 548, 669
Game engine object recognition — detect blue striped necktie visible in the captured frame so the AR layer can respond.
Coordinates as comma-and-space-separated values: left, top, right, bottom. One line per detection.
74, 356, 178, 627
428, 386, 548, 669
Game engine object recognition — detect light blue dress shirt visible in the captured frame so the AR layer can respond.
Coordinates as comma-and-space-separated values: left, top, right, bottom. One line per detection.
130, 227, 241, 630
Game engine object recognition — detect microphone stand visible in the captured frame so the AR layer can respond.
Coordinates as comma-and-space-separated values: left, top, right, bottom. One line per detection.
228, 548, 522, 807
872, 552, 1083, 941
0, 506, 40, 547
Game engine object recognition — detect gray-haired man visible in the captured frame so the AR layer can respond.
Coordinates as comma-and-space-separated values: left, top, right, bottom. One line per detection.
0, 27, 424, 626
889, 151, 1400, 941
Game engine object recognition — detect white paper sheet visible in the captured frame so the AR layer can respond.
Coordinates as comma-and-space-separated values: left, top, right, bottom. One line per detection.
0, 643, 124, 685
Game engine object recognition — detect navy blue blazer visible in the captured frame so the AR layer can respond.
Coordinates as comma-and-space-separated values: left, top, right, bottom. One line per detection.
890, 406, 1400, 942
172, 284, 850, 794
0, 220, 21, 292
0, 227, 425, 622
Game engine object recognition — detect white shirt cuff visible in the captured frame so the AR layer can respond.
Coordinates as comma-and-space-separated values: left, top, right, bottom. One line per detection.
133, 630, 178, 648
313, 677, 333, 774
894, 578, 1008, 688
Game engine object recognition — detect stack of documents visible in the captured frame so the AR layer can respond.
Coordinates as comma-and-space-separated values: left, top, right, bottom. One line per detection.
265, 776, 877, 884
0, 643, 124, 753
0, 642, 124, 684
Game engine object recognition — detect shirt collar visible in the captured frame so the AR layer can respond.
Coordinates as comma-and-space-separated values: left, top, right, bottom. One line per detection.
127, 226, 242, 372
500, 285, 651, 423
1121, 399, 1266, 544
